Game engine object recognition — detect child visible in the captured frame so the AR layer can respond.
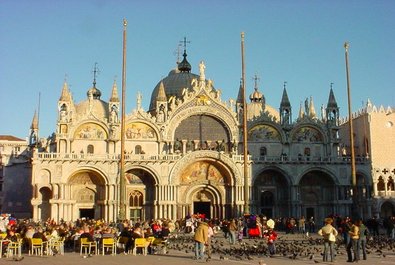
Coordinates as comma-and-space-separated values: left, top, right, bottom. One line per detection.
264, 228, 277, 256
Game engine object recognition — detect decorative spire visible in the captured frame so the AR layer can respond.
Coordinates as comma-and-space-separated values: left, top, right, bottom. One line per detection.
298, 101, 305, 119
92, 62, 100, 88
327, 84, 338, 108
59, 81, 71, 101
249, 74, 263, 102
109, 80, 119, 102
156, 80, 167, 102
86, 63, 102, 99
237, 79, 243, 103
31, 110, 38, 130
178, 37, 191, 72
280, 82, 291, 107
309, 96, 316, 118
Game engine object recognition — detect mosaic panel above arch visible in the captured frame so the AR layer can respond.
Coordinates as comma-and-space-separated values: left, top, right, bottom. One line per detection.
248, 125, 281, 142
74, 123, 107, 139
292, 126, 323, 142
180, 161, 227, 185
68, 171, 106, 185
125, 122, 157, 140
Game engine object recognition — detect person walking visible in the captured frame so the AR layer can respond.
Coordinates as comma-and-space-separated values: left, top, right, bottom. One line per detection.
228, 219, 238, 245
193, 220, 208, 260
318, 217, 338, 262
358, 220, 369, 260
346, 219, 360, 263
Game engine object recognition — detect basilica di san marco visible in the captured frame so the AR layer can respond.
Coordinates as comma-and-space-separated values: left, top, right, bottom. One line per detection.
29, 47, 372, 224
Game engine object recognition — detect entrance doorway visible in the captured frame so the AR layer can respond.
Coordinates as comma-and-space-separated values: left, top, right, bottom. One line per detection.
306, 207, 314, 220
80, 208, 94, 219
194, 202, 210, 219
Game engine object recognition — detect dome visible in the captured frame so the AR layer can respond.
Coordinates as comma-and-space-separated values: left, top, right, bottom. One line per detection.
149, 69, 200, 111
247, 102, 280, 121
249, 88, 263, 102
87, 86, 102, 99
75, 99, 109, 119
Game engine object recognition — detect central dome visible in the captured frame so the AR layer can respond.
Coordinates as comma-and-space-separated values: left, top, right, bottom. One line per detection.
149, 69, 199, 111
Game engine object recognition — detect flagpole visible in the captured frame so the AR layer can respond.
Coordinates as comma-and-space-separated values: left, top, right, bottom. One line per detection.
241, 32, 249, 214
119, 19, 127, 221
344, 42, 358, 219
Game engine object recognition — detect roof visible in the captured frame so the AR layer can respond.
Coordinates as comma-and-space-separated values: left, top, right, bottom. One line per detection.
0, 135, 25, 141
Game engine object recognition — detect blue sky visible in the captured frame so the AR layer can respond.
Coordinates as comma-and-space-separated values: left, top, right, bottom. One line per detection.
1, 0, 394, 139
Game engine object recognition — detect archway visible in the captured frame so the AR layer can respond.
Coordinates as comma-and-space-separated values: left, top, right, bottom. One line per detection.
299, 170, 335, 221
179, 160, 231, 219
253, 169, 289, 218
68, 170, 106, 220
38, 187, 52, 221
381, 201, 395, 218
125, 168, 156, 220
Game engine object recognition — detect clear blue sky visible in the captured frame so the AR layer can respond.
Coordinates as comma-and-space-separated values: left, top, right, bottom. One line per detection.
1, 0, 394, 139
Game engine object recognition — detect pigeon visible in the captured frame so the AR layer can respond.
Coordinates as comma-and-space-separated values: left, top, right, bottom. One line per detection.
12, 256, 24, 261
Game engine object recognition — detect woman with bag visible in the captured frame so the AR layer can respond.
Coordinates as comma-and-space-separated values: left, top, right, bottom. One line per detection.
318, 217, 338, 262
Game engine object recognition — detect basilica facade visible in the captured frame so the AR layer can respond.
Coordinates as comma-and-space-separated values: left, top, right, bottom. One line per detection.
30, 51, 373, 223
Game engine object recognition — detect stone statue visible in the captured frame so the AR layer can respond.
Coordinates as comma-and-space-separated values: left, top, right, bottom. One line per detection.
199, 61, 206, 81
137, 91, 142, 109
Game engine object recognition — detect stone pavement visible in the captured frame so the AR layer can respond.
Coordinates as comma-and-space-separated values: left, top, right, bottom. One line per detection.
1, 250, 394, 265
1, 233, 394, 265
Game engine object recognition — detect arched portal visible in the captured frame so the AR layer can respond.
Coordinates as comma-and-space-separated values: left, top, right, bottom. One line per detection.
38, 187, 52, 221
253, 169, 289, 218
179, 160, 232, 219
381, 201, 395, 218
299, 170, 335, 221
68, 170, 106, 220
125, 168, 156, 221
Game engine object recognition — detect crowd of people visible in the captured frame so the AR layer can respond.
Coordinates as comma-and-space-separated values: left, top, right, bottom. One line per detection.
0, 213, 394, 262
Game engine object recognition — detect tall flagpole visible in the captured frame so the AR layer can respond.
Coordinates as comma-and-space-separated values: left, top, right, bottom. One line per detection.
344, 42, 358, 219
241, 32, 249, 214
119, 19, 127, 221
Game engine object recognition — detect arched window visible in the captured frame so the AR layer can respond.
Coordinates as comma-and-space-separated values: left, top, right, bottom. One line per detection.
129, 190, 143, 223
304, 147, 311, 156
377, 176, 385, 191
129, 190, 143, 207
135, 145, 142, 154
387, 176, 394, 191
87, 145, 94, 154
260, 146, 267, 157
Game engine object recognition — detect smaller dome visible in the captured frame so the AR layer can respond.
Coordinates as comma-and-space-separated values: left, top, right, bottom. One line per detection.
87, 87, 102, 99
250, 88, 263, 102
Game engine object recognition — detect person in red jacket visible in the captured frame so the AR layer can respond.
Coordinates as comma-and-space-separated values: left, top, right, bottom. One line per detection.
263, 219, 277, 256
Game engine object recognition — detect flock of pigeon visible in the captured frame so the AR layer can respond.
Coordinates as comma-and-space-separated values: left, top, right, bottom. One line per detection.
165, 232, 395, 263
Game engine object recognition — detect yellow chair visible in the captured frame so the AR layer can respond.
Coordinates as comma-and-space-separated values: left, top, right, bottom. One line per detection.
101, 237, 116, 255
133, 238, 149, 256
48, 237, 65, 255
117, 236, 131, 254
0, 233, 7, 239
7, 238, 23, 258
80, 237, 98, 256
29, 238, 46, 256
